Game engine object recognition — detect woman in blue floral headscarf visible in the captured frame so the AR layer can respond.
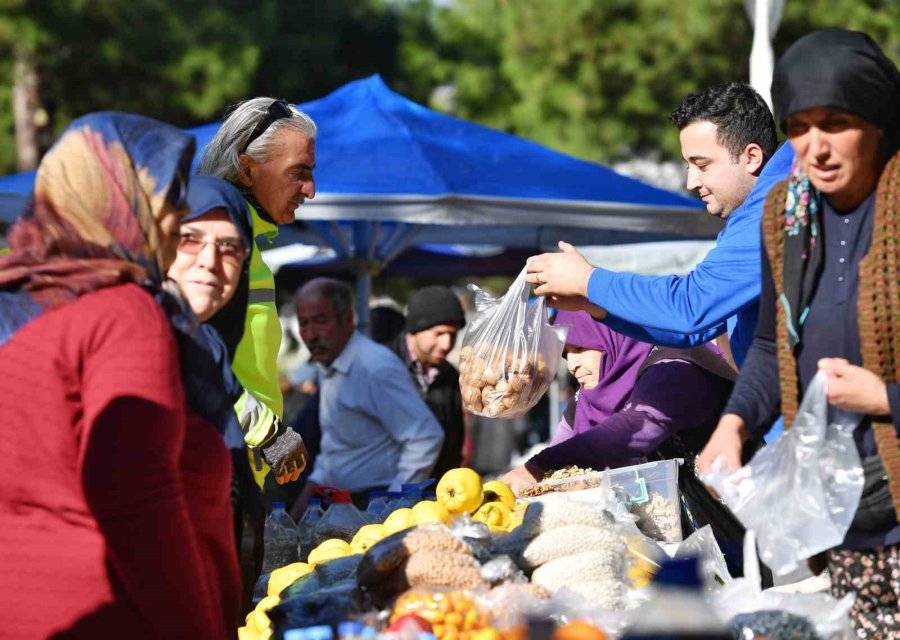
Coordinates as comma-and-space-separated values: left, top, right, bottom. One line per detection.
0, 113, 233, 638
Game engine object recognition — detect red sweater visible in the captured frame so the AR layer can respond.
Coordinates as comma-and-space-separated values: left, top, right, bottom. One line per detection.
0, 284, 237, 638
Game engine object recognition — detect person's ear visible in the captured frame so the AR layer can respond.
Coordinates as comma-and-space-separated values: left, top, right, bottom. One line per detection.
238, 154, 255, 187
743, 143, 765, 176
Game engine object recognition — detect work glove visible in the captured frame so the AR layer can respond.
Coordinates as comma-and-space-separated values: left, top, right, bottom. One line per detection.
260, 421, 308, 485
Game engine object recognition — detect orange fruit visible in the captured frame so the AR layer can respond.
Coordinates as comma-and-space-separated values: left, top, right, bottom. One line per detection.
552, 621, 606, 640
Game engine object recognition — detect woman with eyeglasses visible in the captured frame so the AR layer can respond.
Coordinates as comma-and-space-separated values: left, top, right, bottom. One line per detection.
168, 175, 293, 618
198, 98, 317, 489
0, 114, 230, 637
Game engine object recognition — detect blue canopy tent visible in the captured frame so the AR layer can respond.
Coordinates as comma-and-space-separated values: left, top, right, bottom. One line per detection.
0, 75, 718, 330
258, 75, 718, 330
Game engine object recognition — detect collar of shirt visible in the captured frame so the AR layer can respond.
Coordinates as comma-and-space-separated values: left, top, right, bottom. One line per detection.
321, 332, 361, 378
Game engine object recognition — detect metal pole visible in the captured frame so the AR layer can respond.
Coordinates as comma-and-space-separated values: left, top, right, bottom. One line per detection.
548, 374, 560, 442
749, 0, 774, 110
357, 271, 372, 336
745, 0, 784, 111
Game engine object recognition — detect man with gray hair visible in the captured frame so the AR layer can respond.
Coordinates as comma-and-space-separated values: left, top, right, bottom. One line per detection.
198, 98, 317, 486
290, 278, 445, 517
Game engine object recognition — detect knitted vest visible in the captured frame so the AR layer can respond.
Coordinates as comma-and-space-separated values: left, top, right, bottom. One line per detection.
762, 152, 900, 518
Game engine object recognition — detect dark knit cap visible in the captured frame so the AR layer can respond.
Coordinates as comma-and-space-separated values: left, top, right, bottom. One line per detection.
406, 286, 466, 334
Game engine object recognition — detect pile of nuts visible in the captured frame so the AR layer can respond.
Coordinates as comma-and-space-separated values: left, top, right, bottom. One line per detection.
405, 550, 486, 591
627, 492, 682, 543
459, 345, 550, 417
518, 467, 602, 497
544, 466, 598, 480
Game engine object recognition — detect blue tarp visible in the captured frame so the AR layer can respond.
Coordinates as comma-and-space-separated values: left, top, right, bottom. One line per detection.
0, 75, 720, 328
1, 75, 713, 243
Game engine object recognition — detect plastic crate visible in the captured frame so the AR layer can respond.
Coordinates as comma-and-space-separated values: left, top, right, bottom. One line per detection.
607, 459, 682, 542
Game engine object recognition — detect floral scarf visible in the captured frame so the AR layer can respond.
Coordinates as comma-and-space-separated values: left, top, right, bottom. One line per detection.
780, 161, 823, 350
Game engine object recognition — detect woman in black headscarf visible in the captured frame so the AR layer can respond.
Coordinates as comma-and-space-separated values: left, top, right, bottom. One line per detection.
699, 29, 900, 635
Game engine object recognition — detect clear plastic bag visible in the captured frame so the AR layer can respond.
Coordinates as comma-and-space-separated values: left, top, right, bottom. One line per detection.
672, 525, 731, 586
702, 372, 864, 576
459, 268, 567, 418
711, 532, 854, 640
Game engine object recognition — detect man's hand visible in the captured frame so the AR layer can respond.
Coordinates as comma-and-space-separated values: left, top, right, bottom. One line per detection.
500, 462, 544, 495
260, 424, 308, 485
818, 358, 890, 416
526, 241, 595, 298
697, 413, 749, 477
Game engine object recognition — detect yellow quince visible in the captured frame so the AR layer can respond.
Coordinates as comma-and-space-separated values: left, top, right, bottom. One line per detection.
437, 468, 484, 514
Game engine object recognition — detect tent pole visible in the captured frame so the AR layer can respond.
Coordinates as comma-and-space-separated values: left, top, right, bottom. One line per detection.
548, 373, 560, 441
357, 271, 372, 336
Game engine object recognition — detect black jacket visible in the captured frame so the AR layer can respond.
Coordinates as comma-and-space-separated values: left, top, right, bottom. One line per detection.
389, 333, 465, 478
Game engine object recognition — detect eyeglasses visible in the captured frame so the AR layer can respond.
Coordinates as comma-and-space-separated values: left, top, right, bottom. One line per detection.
240, 99, 294, 154
178, 232, 247, 264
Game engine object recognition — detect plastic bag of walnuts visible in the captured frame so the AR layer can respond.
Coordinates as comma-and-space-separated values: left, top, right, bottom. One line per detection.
459, 268, 567, 418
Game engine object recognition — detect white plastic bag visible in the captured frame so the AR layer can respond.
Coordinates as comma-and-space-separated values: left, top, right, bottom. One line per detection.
702, 372, 864, 576
711, 533, 854, 640
459, 268, 567, 418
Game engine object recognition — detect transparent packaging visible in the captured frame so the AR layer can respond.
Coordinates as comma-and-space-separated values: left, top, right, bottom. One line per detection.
297, 498, 325, 561
394, 481, 436, 510
312, 488, 369, 546
607, 460, 682, 543
263, 501, 299, 573
711, 532, 854, 640
459, 268, 567, 418
528, 461, 683, 542
702, 372, 864, 576
364, 490, 390, 523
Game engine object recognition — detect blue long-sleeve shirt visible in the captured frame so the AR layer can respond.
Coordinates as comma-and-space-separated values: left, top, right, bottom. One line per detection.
588, 144, 795, 366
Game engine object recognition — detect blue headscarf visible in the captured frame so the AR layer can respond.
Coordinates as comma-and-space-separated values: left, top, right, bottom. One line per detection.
0, 112, 244, 450
0, 112, 194, 342
184, 176, 254, 362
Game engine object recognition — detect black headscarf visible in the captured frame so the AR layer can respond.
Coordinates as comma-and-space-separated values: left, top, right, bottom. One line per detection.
771, 29, 900, 350
772, 28, 900, 154
184, 176, 254, 361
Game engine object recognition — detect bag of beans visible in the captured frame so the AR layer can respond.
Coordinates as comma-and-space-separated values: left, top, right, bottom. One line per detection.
459, 268, 567, 418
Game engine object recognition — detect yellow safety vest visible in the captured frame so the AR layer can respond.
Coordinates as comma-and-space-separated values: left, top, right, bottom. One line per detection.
232, 202, 284, 485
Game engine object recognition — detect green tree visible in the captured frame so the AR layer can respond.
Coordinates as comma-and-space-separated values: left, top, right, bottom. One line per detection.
397, 0, 900, 165
0, 0, 405, 174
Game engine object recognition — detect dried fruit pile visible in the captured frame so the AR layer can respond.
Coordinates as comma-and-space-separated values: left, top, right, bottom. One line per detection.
390, 590, 498, 640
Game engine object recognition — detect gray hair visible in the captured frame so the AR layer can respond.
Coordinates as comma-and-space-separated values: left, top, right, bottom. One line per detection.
296, 278, 355, 324
197, 97, 317, 182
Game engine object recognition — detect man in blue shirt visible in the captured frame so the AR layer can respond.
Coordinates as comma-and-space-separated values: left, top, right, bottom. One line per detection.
290, 278, 444, 518
526, 83, 794, 368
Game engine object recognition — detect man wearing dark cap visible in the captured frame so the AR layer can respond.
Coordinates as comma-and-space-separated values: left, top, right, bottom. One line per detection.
389, 286, 467, 478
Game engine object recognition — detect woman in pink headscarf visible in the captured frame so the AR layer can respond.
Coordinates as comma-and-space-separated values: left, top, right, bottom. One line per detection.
503, 310, 735, 492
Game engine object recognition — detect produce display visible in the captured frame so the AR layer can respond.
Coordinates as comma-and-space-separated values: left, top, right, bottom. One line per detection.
244, 465, 845, 640
516, 461, 684, 543
390, 589, 497, 640
406, 549, 488, 591
519, 524, 624, 571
